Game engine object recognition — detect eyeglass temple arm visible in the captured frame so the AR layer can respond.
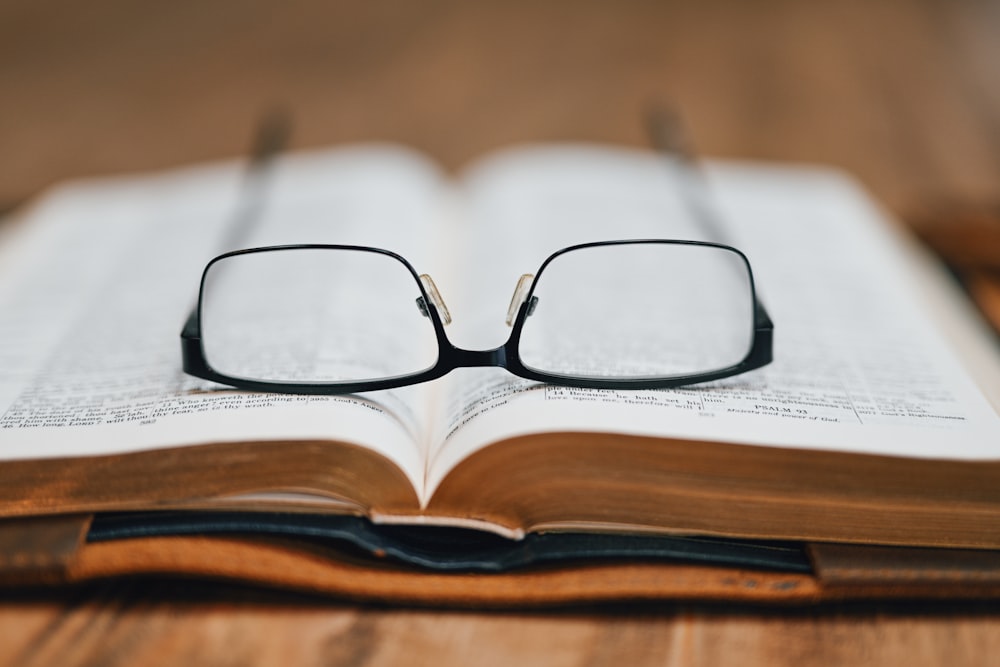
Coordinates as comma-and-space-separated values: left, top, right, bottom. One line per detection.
215, 109, 292, 254
645, 104, 774, 331
180, 110, 292, 341
645, 105, 731, 245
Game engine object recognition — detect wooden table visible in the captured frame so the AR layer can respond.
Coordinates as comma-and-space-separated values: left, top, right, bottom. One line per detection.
2, 1, 1000, 664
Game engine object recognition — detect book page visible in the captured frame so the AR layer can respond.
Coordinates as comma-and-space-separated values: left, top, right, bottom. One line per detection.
425, 146, 1000, 499
0, 146, 447, 492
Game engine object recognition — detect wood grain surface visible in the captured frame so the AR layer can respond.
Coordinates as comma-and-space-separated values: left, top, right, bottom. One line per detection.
2, 0, 1000, 664
3, 582, 1000, 667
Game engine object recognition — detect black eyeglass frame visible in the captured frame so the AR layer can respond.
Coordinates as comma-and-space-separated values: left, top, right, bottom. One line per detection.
180, 239, 773, 395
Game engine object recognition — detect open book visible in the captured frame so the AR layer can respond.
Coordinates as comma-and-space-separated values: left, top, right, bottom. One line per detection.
1, 144, 999, 557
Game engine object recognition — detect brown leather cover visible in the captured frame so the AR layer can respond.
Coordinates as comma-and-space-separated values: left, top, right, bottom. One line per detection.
3, 515, 1000, 607
809, 543, 1000, 584
0, 514, 90, 579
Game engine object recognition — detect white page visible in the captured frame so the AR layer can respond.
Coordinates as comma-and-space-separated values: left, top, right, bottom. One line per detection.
426, 146, 1000, 499
0, 146, 447, 492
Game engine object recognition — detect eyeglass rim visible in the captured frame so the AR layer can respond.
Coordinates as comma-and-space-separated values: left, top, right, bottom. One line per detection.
180, 240, 773, 394
509, 239, 771, 385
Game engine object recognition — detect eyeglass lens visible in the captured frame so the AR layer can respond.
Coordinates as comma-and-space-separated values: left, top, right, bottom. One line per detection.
517, 243, 755, 380
199, 247, 439, 383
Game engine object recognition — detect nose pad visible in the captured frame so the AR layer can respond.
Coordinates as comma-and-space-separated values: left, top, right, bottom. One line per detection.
416, 274, 452, 325
505, 274, 535, 326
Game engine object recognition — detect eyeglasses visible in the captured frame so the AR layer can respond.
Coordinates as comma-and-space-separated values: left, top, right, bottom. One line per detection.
180, 110, 773, 394
181, 239, 772, 393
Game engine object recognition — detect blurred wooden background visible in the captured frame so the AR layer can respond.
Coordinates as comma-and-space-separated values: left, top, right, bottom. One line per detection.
2, 0, 999, 214
1, 0, 1000, 665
